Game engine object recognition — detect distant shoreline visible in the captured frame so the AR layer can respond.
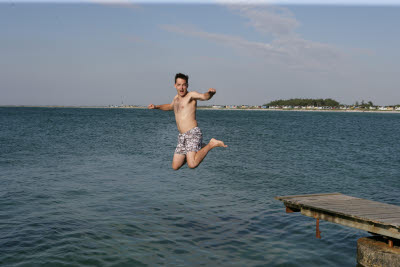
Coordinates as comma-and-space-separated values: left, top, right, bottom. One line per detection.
1, 105, 399, 114
198, 108, 400, 114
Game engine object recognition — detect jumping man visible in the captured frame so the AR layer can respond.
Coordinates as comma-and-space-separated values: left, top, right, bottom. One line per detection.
148, 73, 227, 170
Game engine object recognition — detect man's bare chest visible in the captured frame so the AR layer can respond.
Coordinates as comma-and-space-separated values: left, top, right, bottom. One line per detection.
174, 99, 196, 114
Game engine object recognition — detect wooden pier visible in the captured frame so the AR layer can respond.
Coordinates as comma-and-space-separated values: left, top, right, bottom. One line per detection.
275, 193, 400, 246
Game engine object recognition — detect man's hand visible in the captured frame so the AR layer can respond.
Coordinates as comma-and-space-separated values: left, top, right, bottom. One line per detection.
148, 103, 173, 111
208, 88, 216, 95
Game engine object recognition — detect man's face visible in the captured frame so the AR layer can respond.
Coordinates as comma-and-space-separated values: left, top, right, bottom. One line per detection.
175, 78, 188, 97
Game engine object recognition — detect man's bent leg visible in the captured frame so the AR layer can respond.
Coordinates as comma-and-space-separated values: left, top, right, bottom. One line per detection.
172, 154, 186, 170
186, 138, 227, 169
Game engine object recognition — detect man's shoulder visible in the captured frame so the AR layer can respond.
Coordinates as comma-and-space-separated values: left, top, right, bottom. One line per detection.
187, 91, 200, 99
188, 91, 200, 95
187, 92, 199, 102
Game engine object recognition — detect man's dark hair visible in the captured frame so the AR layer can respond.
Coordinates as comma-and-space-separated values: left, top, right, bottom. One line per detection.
175, 73, 189, 84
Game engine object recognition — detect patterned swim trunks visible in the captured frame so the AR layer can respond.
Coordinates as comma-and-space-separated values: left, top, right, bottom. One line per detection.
175, 127, 203, 155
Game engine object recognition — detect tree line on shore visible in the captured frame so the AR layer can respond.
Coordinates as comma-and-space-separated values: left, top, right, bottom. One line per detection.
264, 98, 400, 108
265, 98, 341, 107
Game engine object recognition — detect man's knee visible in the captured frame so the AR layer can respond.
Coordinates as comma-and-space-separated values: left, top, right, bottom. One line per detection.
172, 164, 181, 170
187, 161, 198, 169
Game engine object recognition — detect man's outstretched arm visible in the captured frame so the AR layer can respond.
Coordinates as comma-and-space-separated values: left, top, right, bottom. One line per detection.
190, 88, 216, 101
148, 101, 173, 111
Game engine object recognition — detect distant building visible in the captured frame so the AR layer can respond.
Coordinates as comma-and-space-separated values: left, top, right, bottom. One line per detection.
225, 105, 237, 109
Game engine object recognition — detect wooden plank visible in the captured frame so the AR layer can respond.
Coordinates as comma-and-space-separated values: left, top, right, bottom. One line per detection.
317, 207, 400, 215
304, 199, 392, 206
349, 210, 400, 216
308, 205, 400, 218
358, 214, 400, 220
280, 198, 364, 206
300, 208, 400, 239
280, 196, 357, 204
313, 201, 400, 208
352, 214, 400, 220
378, 218, 400, 226
310, 204, 391, 211
275, 192, 343, 200
282, 198, 400, 213
278, 197, 400, 213
275, 193, 400, 240
281, 208, 400, 221
316, 201, 400, 208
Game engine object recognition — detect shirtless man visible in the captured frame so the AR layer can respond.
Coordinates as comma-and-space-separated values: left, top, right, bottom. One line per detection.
148, 73, 227, 170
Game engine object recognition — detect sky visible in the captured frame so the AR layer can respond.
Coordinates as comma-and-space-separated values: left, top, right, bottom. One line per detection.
1, 1, 400, 106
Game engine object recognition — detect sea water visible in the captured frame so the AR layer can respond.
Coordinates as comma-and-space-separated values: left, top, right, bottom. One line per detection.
1, 107, 399, 266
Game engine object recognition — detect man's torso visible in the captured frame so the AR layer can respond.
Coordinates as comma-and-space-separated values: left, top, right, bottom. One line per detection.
173, 93, 198, 134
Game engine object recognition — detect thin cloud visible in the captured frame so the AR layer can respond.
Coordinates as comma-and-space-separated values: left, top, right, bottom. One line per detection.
159, 2, 348, 71
159, 2, 356, 71
224, 3, 299, 36
160, 22, 345, 71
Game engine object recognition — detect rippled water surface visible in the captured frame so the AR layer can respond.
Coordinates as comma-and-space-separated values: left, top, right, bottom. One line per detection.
1, 107, 399, 266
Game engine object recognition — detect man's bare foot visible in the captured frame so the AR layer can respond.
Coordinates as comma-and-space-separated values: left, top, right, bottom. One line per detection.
209, 138, 228, 148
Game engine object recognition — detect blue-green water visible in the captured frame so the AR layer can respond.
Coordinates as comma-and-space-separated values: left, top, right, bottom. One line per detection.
1, 107, 399, 266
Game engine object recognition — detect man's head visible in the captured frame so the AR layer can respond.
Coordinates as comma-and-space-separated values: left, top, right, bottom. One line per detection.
175, 73, 189, 97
